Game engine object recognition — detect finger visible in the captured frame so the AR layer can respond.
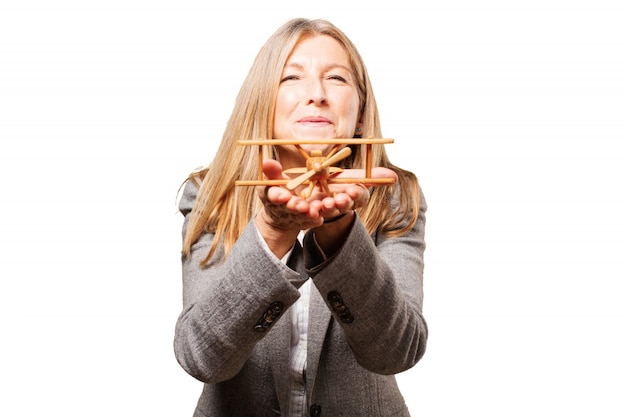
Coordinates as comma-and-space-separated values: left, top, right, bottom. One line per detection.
258, 159, 291, 203
262, 159, 287, 180
259, 185, 292, 206
369, 167, 398, 181
333, 193, 355, 211
347, 184, 370, 208
336, 167, 398, 187
319, 196, 336, 211
285, 196, 311, 214
257, 184, 269, 202
344, 183, 369, 200
308, 199, 324, 214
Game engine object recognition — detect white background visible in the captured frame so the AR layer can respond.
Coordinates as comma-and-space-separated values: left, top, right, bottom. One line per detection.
1, 1, 625, 415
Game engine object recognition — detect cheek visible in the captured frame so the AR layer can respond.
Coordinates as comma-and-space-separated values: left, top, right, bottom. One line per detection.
345, 94, 361, 124
274, 93, 286, 120
273, 91, 298, 137
275, 89, 298, 115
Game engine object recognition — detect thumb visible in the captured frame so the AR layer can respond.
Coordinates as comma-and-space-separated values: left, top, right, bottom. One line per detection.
262, 159, 288, 180
338, 167, 398, 187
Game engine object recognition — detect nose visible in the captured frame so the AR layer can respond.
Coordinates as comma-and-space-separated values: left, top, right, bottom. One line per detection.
305, 78, 327, 105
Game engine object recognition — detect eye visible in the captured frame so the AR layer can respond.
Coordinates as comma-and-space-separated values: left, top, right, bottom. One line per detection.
327, 75, 348, 83
280, 75, 300, 83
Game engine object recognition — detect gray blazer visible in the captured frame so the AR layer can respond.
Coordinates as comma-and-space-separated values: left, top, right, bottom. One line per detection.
174, 180, 428, 417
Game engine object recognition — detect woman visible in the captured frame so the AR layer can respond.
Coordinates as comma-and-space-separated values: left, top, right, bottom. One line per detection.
175, 18, 427, 417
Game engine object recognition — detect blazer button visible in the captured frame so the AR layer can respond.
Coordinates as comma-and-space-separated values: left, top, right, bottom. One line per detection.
254, 301, 284, 332
339, 313, 354, 324
327, 291, 354, 324
270, 301, 284, 313
309, 404, 321, 417
327, 291, 343, 306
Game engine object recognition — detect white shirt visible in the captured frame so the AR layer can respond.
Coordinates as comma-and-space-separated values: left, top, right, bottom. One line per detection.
286, 278, 310, 417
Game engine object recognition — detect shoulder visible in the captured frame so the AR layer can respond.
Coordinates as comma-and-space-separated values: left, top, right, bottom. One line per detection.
375, 167, 426, 235
178, 180, 199, 217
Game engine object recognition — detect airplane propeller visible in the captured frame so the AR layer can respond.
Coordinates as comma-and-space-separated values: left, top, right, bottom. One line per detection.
286, 147, 352, 191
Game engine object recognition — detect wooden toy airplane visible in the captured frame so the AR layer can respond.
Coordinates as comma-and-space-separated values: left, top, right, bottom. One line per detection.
235, 138, 395, 198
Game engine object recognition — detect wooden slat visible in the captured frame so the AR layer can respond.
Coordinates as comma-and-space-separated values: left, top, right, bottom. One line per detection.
237, 138, 393, 146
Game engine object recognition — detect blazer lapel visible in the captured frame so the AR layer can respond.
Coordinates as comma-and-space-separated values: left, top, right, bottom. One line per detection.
267, 241, 332, 409
269, 305, 293, 411
268, 241, 305, 411
306, 283, 332, 400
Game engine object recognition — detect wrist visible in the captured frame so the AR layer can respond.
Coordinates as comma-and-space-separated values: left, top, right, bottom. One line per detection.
255, 211, 299, 258
313, 210, 355, 255
323, 212, 350, 224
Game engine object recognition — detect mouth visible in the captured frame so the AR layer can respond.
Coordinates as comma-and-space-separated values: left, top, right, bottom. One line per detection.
297, 116, 332, 125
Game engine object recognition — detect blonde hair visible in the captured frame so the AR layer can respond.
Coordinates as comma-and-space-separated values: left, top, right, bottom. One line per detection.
182, 18, 420, 265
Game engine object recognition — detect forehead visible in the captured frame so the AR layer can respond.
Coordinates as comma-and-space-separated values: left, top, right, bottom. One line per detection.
285, 34, 351, 67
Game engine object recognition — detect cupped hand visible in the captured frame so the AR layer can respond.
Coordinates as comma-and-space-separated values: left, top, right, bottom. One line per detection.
256, 159, 325, 231
256, 159, 398, 231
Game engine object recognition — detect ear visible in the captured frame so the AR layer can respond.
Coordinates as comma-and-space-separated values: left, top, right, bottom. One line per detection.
354, 122, 363, 137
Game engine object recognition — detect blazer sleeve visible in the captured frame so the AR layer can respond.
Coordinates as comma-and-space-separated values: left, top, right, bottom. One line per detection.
303, 187, 428, 375
173, 181, 308, 384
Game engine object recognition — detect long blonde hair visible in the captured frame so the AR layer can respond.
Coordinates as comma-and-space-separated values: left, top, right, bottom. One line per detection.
182, 18, 419, 265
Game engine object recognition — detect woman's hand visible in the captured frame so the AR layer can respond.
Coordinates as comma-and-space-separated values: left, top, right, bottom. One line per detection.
255, 158, 397, 225
254, 158, 397, 258
315, 167, 398, 219
256, 159, 326, 232
309, 166, 397, 255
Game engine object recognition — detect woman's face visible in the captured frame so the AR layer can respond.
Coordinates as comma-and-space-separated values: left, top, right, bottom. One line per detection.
273, 34, 361, 162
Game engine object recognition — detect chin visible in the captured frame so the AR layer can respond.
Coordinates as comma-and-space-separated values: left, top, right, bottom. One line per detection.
299, 141, 336, 155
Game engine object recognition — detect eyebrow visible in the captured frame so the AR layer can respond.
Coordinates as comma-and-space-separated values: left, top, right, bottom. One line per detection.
283, 62, 353, 74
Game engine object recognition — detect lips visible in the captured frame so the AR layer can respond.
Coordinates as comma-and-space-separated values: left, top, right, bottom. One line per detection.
298, 116, 332, 124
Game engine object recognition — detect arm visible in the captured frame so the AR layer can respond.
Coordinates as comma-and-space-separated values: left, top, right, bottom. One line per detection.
173, 181, 306, 383
304, 188, 428, 375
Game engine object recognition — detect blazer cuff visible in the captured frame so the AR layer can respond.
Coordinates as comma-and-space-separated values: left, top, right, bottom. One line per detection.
302, 215, 358, 275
